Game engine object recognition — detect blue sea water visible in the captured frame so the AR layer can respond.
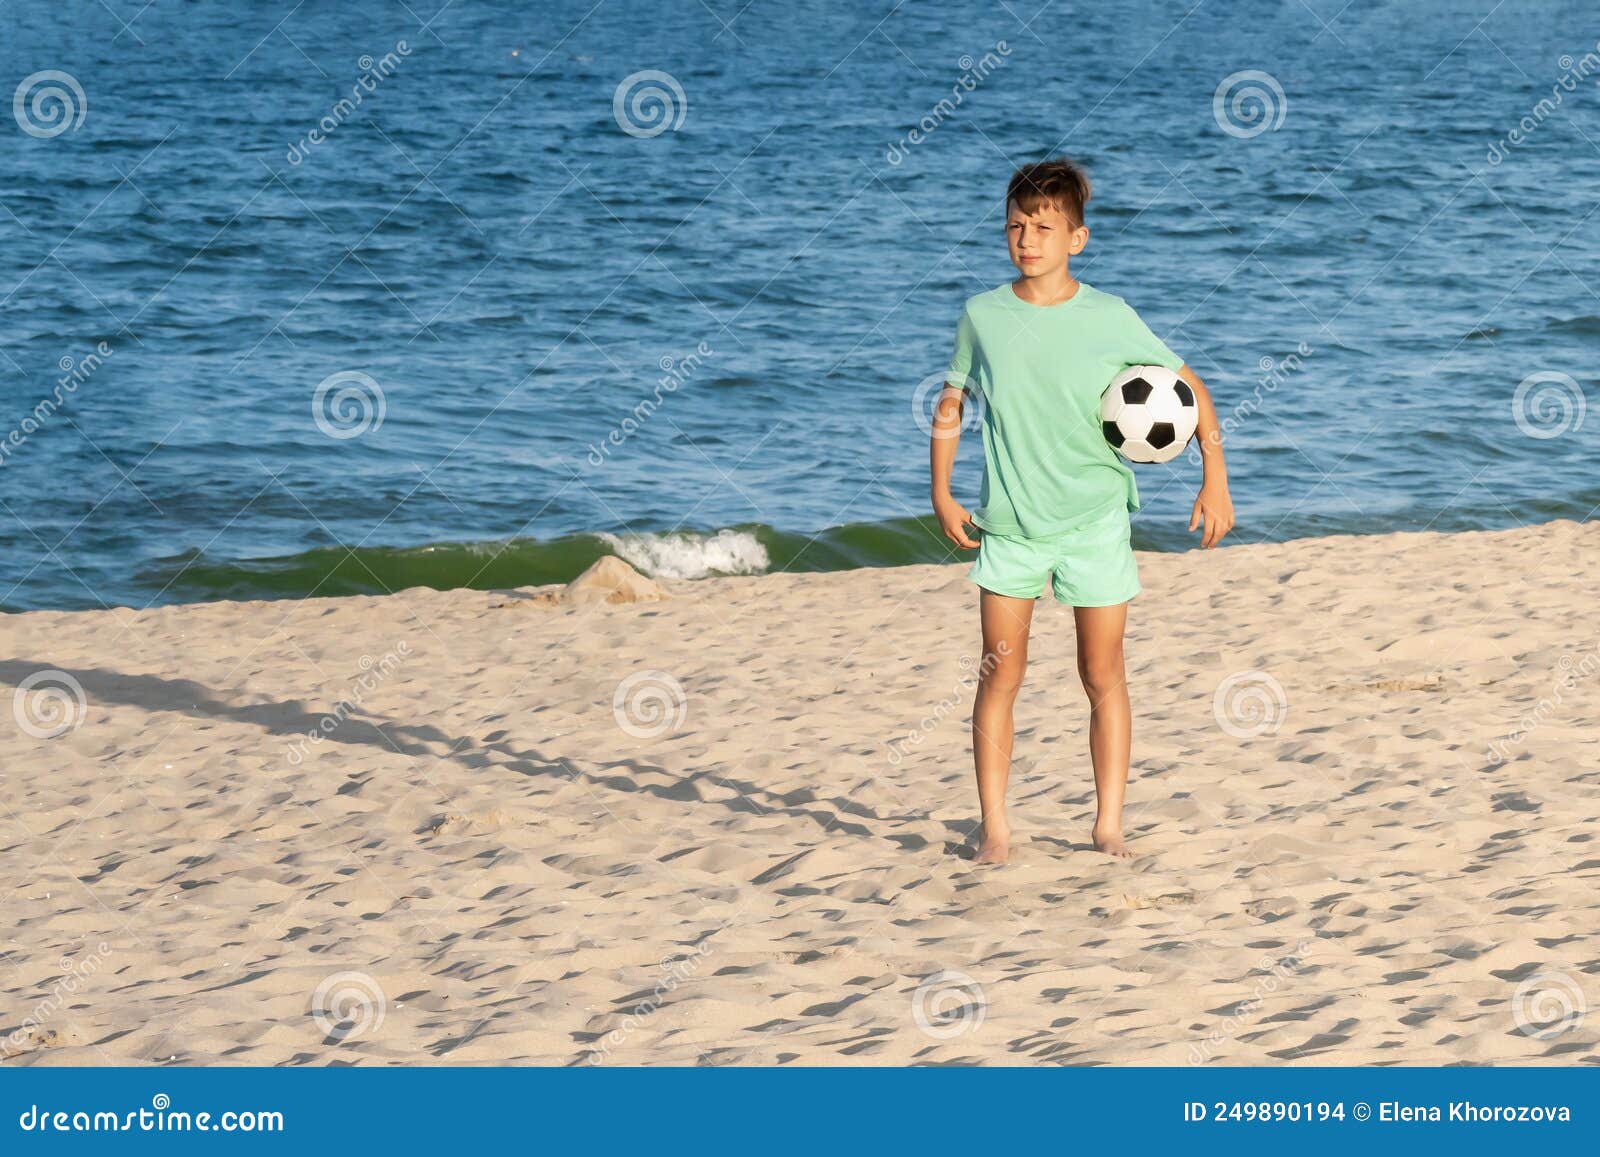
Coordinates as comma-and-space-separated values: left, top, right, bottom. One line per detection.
1, 0, 1596, 612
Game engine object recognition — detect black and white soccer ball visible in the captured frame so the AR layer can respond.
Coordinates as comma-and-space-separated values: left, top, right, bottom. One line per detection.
1099, 365, 1198, 464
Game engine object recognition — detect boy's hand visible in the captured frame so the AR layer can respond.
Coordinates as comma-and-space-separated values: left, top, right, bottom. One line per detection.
934, 495, 980, 549
1189, 482, 1234, 548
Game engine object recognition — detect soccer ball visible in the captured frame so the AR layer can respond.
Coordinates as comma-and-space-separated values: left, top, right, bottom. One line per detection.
1100, 365, 1198, 464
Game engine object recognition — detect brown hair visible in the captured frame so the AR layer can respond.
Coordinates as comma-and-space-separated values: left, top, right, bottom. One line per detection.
1006, 159, 1092, 226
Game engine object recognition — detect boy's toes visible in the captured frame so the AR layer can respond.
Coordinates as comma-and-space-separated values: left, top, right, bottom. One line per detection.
972, 838, 1011, 865
1092, 830, 1136, 859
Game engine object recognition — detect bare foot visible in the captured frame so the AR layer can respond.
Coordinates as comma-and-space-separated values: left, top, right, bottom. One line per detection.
973, 821, 1011, 865
1092, 824, 1135, 860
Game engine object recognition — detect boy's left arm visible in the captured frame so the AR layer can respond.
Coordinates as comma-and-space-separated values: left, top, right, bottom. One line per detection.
1176, 364, 1234, 548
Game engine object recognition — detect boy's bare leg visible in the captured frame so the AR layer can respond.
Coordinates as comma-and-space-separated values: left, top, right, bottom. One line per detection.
1074, 602, 1135, 858
972, 588, 1035, 864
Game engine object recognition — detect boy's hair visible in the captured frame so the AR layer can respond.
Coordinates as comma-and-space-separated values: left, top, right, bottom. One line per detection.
1006, 159, 1092, 227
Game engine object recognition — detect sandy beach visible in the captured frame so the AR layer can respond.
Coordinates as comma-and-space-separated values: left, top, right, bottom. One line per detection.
3, 518, 1598, 1066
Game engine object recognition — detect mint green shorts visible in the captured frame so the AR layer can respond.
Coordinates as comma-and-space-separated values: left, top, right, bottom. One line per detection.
968, 505, 1140, 606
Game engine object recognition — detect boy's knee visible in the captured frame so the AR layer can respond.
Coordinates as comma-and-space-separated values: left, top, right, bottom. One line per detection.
1077, 654, 1125, 698
979, 659, 1026, 697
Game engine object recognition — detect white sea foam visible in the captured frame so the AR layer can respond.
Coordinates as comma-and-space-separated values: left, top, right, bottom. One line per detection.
596, 528, 770, 579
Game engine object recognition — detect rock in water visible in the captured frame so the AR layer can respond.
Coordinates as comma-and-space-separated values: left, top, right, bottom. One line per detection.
562, 555, 667, 606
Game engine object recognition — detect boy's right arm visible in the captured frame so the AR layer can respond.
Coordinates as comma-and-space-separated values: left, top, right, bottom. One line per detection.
931, 304, 980, 549
930, 385, 979, 549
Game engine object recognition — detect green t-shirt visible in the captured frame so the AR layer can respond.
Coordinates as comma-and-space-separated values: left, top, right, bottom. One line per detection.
946, 281, 1184, 538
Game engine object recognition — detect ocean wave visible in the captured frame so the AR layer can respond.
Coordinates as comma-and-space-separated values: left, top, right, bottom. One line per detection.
597, 528, 770, 579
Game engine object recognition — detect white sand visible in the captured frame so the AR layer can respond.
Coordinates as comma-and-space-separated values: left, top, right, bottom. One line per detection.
3, 518, 1598, 1065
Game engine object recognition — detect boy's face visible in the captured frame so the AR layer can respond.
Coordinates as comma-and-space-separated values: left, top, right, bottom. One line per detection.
1005, 198, 1088, 278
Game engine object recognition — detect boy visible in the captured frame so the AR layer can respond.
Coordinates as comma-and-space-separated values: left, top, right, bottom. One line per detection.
929, 158, 1234, 866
